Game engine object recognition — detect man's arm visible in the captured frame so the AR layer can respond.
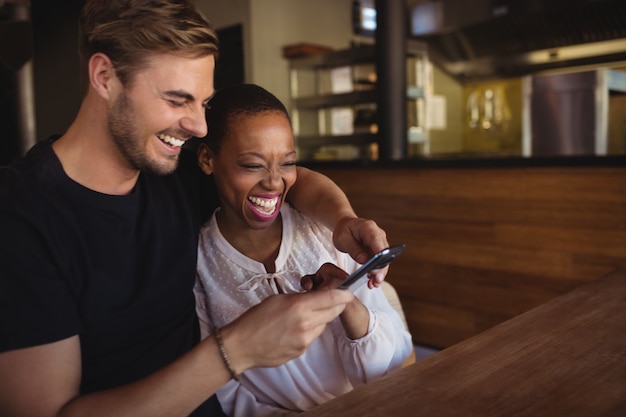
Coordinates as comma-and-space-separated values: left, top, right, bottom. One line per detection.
0, 335, 232, 417
0, 290, 353, 417
290, 167, 357, 231
290, 167, 389, 286
0, 338, 81, 417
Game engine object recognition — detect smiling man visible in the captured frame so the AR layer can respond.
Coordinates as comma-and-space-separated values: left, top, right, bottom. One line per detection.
0, 1, 390, 417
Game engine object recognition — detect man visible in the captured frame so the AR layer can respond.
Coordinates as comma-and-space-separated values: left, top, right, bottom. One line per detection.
0, 1, 389, 416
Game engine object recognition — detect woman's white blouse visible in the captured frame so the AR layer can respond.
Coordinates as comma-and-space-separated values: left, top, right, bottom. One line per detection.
194, 203, 413, 417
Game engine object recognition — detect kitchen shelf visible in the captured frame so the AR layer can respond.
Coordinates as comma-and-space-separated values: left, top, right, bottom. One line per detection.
292, 89, 377, 109
294, 133, 378, 148
286, 42, 430, 162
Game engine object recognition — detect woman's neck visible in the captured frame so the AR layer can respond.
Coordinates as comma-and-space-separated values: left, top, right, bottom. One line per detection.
216, 210, 282, 273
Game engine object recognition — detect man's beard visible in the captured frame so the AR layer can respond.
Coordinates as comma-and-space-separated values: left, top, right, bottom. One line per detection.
108, 91, 179, 175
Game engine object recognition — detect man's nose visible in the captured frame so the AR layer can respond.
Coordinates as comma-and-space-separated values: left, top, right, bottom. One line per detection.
181, 104, 208, 138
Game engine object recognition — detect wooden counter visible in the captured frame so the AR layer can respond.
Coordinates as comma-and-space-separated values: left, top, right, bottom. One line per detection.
301, 268, 626, 417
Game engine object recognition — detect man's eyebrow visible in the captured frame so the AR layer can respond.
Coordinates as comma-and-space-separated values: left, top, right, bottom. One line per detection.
163, 89, 215, 107
163, 90, 195, 101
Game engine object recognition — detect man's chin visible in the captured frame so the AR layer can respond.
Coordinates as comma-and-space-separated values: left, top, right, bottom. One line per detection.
140, 156, 179, 176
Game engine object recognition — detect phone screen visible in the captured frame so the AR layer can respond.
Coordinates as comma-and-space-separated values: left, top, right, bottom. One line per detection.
338, 244, 406, 291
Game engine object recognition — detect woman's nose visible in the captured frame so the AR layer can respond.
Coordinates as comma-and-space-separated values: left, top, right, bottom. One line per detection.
263, 168, 283, 188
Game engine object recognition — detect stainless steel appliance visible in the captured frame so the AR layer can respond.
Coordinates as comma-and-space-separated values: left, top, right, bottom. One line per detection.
522, 69, 626, 157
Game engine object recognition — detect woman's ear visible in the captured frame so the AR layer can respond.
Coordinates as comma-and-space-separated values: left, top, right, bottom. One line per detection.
197, 143, 215, 175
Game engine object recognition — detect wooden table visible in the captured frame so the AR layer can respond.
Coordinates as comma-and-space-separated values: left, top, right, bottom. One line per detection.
302, 269, 626, 417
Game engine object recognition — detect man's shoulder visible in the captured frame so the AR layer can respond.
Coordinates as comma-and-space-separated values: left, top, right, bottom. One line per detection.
1, 139, 56, 199
1, 137, 56, 184
0, 138, 67, 233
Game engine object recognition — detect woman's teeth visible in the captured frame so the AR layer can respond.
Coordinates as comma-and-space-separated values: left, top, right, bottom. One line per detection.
248, 196, 278, 215
157, 134, 184, 147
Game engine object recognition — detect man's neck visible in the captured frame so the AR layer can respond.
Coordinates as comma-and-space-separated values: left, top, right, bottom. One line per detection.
52, 127, 140, 196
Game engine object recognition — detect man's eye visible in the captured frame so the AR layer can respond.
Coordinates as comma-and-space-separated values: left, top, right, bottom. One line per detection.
169, 100, 185, 107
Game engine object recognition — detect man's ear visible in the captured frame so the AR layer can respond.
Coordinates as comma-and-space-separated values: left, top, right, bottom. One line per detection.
89, 52, 119, 100
197, 143, 215, 175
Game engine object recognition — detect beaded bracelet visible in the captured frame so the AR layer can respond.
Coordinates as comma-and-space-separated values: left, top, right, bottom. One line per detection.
214, 327, 239, 381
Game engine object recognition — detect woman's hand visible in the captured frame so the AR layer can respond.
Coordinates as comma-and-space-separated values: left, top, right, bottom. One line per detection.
300, 262, 349, 291
300, 263, 370, 340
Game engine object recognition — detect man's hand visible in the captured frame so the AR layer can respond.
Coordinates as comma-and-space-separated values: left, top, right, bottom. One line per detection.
333, 217, 389, 288
220, 288, 354, 372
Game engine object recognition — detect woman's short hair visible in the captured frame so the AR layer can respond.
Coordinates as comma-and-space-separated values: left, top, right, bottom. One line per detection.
203, 83, 291, 154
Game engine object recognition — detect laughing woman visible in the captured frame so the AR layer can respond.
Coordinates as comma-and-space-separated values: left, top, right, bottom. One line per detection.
193, 84, 413, 417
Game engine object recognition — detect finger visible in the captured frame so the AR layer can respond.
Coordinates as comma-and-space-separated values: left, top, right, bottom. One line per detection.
300, 274, 322, 291
367, 265, 388, 288
359, 223, 389, 257
306, 288, 354, 312
356, 219, 388, 252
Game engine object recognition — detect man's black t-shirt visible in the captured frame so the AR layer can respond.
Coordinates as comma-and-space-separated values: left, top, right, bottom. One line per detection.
0, 138, 222, 415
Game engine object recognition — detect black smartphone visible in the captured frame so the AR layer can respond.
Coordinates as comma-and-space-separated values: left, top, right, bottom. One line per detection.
338, 244, 406, 291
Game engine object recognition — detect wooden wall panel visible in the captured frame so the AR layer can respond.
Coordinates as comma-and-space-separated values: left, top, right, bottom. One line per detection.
317, 166, 626, 348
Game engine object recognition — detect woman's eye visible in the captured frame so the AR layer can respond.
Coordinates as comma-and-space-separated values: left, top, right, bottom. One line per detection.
282, 161, 297, 168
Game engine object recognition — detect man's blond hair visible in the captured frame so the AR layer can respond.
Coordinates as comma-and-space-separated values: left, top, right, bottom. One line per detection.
78, 0, 219, 93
